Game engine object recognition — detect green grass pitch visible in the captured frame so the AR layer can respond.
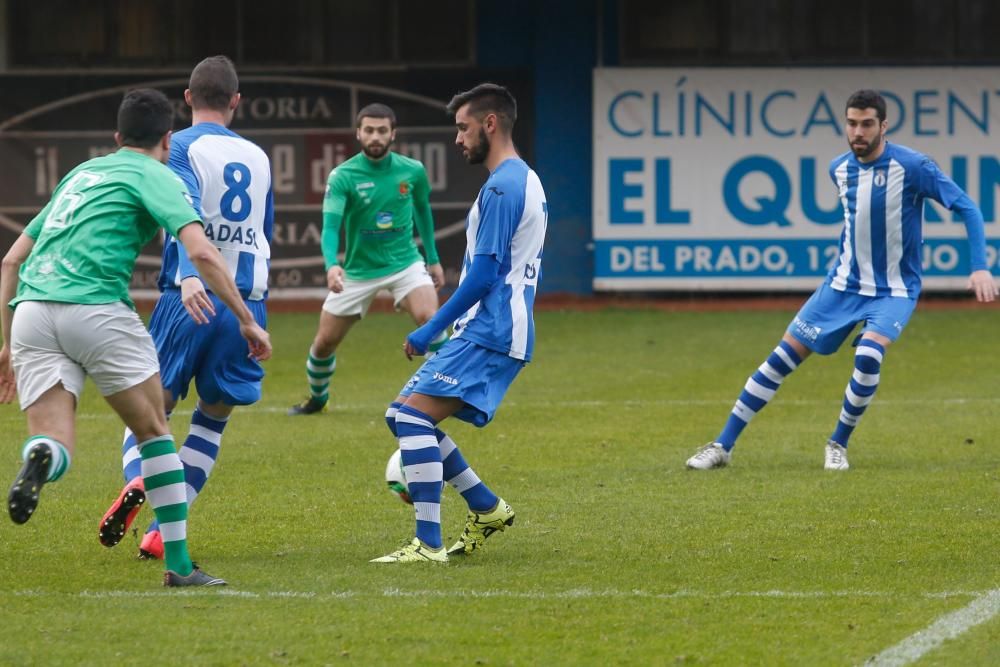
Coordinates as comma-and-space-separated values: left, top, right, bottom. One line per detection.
0, 306, 998, 665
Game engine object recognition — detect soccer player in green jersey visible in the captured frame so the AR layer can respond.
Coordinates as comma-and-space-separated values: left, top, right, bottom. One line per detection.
289, 103, 445, 415
0, 89, 272, 587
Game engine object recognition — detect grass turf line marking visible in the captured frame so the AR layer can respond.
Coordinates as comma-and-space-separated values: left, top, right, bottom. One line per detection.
863, 589, 1000, 667
8, 589, 985, 601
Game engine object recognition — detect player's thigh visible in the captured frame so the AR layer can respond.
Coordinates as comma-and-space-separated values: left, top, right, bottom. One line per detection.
390, 263, 437, 322
10, 301, 86, 412
786, 284, 861, 355
194, 299, 266, 406
315, 309, 360, 349
860, 296, 917, 346
103, 373, 170, 442
58, 303, 160, 399
398, 285, 439, 324
24, 384, 78, 451
321, 276, 381, 321
150, 291, 208, 403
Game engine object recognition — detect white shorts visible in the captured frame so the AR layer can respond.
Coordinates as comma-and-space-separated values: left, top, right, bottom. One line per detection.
11, 301, 159, 410
322, 261, 434, 318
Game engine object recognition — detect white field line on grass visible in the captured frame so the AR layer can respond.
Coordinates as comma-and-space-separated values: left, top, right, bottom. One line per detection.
1, 396, 994, 422
7, 588, 987, 602
863, 588, 1000, 667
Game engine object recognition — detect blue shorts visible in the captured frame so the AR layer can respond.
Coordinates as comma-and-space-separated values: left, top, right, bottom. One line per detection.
787, 282, 917, 355
399, 338, 525, 427
149, 290, 267, 405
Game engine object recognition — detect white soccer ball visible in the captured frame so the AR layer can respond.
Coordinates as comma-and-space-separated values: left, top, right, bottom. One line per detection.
385, 449, 412, 504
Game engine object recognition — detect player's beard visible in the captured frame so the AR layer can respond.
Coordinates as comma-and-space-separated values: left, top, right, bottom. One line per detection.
850, 133, 883, 159
362, 140, 390, 160
464, 127, 490, 165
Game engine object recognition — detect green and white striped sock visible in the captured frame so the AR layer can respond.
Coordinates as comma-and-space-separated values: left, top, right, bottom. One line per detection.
137, 436, 192, 576
427, 331, 449, 356
21, 436, 71, 482
306, 350, 336, 404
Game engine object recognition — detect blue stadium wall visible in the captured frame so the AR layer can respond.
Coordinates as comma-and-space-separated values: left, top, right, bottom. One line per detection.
478, 0, 613, 295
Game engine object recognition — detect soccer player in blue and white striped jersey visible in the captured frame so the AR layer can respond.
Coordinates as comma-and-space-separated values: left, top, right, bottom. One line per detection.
372, 83, 547, 562
687, 89, 996, 472
98, 56, 274, 558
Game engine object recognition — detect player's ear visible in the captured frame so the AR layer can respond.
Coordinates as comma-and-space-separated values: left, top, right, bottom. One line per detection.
114, 131, 124, 147
161, 130, 172, 153
183, 89, 194, 108
230, 92, 241, 111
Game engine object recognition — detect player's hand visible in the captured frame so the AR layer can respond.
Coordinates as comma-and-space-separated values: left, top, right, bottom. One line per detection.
327, 266, 345, 293
239, 321, 272, 362
0, 344, 17, 404
427, 263, 445, 290
180, 277, 216, 324
404, 324, 435, 360
967, 269, 997, 303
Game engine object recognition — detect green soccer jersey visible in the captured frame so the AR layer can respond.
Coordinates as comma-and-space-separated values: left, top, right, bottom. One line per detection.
12, 149, 201, 310
321, 151, 439, 281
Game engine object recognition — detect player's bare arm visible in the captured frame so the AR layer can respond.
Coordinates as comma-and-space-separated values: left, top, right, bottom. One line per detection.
0, 233, 35, 404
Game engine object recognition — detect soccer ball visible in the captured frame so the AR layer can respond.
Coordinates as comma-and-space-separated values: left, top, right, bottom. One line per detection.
385, 449, 411, 504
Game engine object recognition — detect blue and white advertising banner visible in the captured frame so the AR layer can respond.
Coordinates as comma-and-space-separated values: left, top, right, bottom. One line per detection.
593, 68, 1000, 291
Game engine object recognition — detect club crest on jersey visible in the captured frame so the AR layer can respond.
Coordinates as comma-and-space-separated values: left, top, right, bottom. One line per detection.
398, 181, 410, 198
874, 170, 887, 187
376, 211, 394, 229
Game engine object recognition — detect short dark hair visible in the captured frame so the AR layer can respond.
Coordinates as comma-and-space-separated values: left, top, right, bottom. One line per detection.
188, 55, 239, 111
117, 88, 173, 148
355, 103, 396, 129
446, 83, 517, 133
846, 89, 886, 123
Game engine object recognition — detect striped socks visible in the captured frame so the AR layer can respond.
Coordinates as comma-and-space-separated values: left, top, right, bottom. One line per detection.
137, 436, 192, 576
438, 429, 497, 512
145, 406, 227, 536
394, 405, 443, 549
831, 339, 885, 447
306, 349, 336, 405
427, 331, 449, 356
717, 340, 802, 450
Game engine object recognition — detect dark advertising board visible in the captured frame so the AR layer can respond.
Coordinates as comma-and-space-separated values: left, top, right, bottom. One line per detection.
0, 71, 533, 299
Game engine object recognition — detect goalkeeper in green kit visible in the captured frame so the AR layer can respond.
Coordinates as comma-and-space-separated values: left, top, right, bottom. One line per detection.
289, 103, 444, 415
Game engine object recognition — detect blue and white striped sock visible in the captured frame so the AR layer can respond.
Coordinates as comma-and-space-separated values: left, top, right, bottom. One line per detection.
384, 401, 403, 437
121, 411, 172, 483
394, 405, 443, 549
717, 340, 802, 451
831, 339, 885, 447
147, 406, 227, 534
438, 429, 498, 512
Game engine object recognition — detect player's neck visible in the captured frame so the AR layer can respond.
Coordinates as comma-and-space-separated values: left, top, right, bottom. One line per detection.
191, 109, 231, 127
120, 145, 165, 162
486, 142, 518, 173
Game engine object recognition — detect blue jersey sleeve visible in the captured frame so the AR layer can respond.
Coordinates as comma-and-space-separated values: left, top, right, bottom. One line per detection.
474, 182, 526, 262
919, 157, 988, 271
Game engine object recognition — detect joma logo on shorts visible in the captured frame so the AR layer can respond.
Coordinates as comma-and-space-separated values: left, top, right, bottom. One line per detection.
433, 372, 458, 385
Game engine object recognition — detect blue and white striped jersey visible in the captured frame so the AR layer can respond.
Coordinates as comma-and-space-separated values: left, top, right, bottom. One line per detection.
159, 122, 273, 301
452, 158, 547, 361
827, 142, 986, 298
